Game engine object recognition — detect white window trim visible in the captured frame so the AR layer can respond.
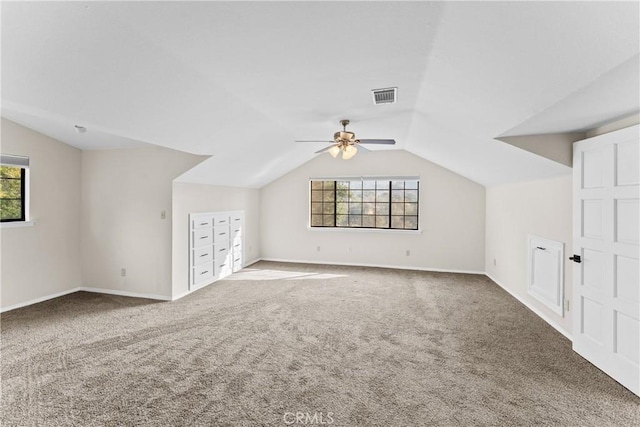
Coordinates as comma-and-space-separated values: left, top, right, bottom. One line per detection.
0, 220, 35, 228
306, 226, 422, 235
310, 175, 420, 181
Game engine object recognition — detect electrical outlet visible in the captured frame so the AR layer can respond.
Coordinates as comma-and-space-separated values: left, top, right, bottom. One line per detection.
348, 247, 352, 252
317, 246, 321, 252
406, 250, 411, 256
493, 258, 497, 266
160, 210, 166, 220
121, 268, 126, 277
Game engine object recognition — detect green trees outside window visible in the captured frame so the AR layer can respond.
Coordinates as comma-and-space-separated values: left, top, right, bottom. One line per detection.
0, 166, 25, 221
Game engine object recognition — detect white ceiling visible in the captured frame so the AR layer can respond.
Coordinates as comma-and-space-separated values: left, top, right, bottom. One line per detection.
2, 1, 638, 187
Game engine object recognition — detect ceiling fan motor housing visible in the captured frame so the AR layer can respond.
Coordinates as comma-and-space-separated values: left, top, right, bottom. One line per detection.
334, 131, 356, 143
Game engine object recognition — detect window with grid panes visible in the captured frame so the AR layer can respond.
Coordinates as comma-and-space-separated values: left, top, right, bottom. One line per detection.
0, 154, 29, 222
310, 179, 419, 230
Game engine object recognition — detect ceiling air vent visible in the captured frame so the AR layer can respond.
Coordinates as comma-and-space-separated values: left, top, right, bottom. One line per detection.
372, 87, 397, 105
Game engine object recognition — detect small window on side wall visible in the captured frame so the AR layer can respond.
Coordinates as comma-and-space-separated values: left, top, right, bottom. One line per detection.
310, 178, 419, 230
0, 154, 29, 222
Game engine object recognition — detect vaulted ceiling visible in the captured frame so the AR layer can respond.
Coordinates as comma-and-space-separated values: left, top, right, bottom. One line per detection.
2, 1, 638, 187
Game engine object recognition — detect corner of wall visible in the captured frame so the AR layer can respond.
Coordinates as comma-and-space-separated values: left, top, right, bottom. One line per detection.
80, 146, 204, 300
484, 175, 573, 338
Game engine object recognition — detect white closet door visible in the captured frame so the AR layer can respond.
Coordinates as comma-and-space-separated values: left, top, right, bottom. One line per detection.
213, 213, 233, 279
231, 212, 244, 272
572, 124, 639, 396
189, 213, 214, 290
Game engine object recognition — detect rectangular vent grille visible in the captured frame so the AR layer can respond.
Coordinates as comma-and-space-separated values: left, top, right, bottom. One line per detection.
372, 87, 397, 105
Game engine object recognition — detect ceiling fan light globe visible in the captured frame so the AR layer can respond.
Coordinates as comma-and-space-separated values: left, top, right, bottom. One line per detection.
328, 145, 341, 158
342, 145, 357, 160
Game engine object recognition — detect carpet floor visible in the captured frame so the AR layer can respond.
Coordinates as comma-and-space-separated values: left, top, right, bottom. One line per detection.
1, 261, 638, 426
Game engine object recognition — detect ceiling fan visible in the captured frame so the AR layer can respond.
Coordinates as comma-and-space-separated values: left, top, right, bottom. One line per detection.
296, 119, 396, 160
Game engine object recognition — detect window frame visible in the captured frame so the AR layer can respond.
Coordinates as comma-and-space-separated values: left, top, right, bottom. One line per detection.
0, 154, 30, 224
309, 177, 420, 231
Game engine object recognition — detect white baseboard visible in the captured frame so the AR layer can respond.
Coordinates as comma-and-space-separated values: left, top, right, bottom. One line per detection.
171, 290, 191, 301
170, 282, 212, 302
77, 287, 171, 302
1, 286, 171, 313
1, 287, 82, 313
241, 257, 263, 268
257, 258, 485, 275
485, 273, 572, 341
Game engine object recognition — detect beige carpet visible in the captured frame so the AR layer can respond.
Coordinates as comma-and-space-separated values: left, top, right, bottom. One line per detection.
1, 261, 638, 426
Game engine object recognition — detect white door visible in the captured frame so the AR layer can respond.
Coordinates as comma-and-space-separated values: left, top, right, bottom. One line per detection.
572, 124, 639, 396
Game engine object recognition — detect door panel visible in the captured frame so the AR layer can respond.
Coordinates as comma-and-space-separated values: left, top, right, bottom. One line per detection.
616, 141, 640, 186
581, 249, 604, 291
615, 256, 639, 302
615, 311, 639, 364
582, 148, 605, 188
616, 199, 639, 244
582, 199, 603, 239
581, 296, 604, 343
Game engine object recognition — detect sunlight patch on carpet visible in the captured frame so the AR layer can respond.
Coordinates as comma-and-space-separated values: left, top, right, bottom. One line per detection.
224, 268, 347, 281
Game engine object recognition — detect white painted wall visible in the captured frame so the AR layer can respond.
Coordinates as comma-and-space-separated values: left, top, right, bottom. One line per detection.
485, 114, 640, 338
0, 118, 82, 309
497, 132, 585, 167
171, 182, 260, 299
260, 150, 485, 272
485, 175, 573, 336
81, 147, 204, 299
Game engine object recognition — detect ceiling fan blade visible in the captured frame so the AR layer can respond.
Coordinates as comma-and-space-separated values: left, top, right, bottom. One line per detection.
295, 140, 335, 143
315, 145, 337, 154
355, 143, 371, 152
358, 139, 396, 145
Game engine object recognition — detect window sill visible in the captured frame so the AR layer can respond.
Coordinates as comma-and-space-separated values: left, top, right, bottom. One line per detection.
0, 220, 35, 229
307, 226, 422, 235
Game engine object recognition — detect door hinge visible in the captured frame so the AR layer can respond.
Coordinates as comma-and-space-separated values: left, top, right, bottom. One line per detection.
565, 300, 570, 312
